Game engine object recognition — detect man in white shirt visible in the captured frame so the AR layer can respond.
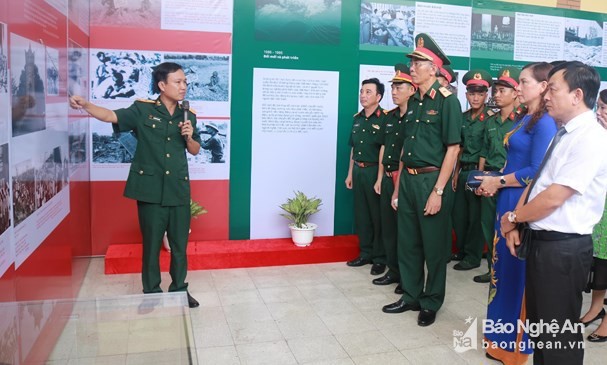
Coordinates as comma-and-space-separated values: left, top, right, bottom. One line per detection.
500, 61, 607, 365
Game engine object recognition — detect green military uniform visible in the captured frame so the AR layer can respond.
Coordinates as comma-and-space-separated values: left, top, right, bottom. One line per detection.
479, 105, 522, 271
398, 79, 462, 311
113, 98, 202, 294
378, 106, 406, 279
350, 106, 386, 263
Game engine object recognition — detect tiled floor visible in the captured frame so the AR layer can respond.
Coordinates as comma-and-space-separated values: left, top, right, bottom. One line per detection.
48, 257, 607, 364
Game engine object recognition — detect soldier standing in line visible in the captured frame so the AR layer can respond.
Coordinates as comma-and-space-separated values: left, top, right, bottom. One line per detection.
451, 70, 493, 270
382, 34, 462, 327
372, 66, 416, 293
473, 67, 522, 283
346, 78, 388, 276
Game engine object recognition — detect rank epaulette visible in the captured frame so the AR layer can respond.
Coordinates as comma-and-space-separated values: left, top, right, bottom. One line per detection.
189, 107, 197, 115
136, 98, 156, 104
438, 86, 452, 97
486, 109, 496, 116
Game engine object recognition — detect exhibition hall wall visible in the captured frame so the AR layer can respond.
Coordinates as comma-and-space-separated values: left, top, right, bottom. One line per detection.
1, 0, 607, 363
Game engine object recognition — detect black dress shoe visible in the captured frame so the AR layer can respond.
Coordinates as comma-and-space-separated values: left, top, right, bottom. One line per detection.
394, 284, 404, 294
370, 263, 386, 275
453, 261, 481, 271
187, 292, 200, 308
450, 253, 464, 261
473, 272, 491, 283
417, 309, 436, 326
382, 299, 420, 314
587, 332, 607, 342
581, 308, 605, 326
372, 273, 396, 285
347, 257, 372, 267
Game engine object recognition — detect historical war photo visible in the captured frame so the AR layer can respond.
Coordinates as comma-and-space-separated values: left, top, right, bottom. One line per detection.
564, 19, 602, 67
0, 23, 7, 94
360, 2, 415, 48
34, 147, 67, 210
68, 41, 88, 98
45, 47, 60, 96
197, 120, 228, 164
255, 0, 341, 45
471, 12, 515, 59
164, 53, 230, 102
12, 159, 35, 227
91, 0, 161, 29
90, 49, 161, 100
0, 143, 10, 234
10, 34, 46, 138
69, 119, 87, 167
91, 122, 136, 164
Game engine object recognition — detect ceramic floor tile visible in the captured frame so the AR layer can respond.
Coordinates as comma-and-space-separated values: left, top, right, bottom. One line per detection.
276, 313, 331, 339
66, 354, 127, 365
320, 312, 376, 335
258, 286, 304, 304
125, 349, 194, 365
351, 351, 411, 365
196, 346, 240, 365
229, 319, 284, 345
236, 340, 297, 365
381, 324, 442, 350
401, 344, 467, 365
266, 300, 316, 320
219, 289, 263, 306
223, 302, 273, 324
287, 335, 349, 364
335, 330, 397, 357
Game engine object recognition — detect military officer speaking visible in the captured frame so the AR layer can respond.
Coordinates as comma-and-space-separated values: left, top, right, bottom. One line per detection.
473, 66, 522, 283
69, 62, 201, 308
382, 33, 462, 327
346, 78, 388, 276
372, 65, 416, 293
451, 69, 493, 271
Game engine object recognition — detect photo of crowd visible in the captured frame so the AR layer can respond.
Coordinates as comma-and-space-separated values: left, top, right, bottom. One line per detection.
12, 159, 35, 227
360, 2, 415, 48
34, 147, 68, 210
471, 13, 515, 57
0, 143, 10, 235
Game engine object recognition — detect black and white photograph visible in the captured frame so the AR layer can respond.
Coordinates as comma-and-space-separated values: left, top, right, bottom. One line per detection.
45, 47, 60, 96
68, 41, 88, 98
360, 2, 415, 48
12, 159, 35, 227
0, 143, 10, 235
69, 119, 87, 167
91, 122, 136, 164
90, 0, 161, 28
10, 33, 46, 138
90, 49, 161, 100
196, 120, 228, 164
255, 0, 341, 45
471, 12, 515, 59
164, 53, 230, 102
0, 23, 7, 94
34, 146, 67, 209
564, 18, 603, 67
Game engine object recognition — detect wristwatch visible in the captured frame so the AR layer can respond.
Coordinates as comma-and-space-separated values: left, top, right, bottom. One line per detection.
499, 176, 506, 185
507, 211, 518, 224
434, 187, 444, 196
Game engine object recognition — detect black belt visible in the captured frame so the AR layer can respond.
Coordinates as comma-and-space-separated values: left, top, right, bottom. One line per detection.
461, 163, 478, 170
354, 161, 378, 168
484, 167, 501, 172
531, 230, 589, 241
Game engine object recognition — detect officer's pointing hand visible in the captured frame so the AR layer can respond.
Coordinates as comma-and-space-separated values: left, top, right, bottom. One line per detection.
69, 95, 87, 110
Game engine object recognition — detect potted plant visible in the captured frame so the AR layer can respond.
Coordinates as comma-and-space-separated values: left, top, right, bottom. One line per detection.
163, 199, 207, 252
279, 191, 322, 247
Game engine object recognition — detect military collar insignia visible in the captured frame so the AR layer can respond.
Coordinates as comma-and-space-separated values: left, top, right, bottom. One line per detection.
429, 88, 436, 100
375, 108, 382, 117
509, 112, 515, 120
479, 113, 485, 122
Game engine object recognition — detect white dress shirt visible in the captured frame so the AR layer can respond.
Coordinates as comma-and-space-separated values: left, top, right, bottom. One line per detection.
529, 110, 607, 234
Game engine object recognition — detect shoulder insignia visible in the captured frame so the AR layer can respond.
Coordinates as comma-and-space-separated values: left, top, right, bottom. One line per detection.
383, 109, 389, 115
438, 87, 452, 97
354, 109, 363, 117
389, 106, 399, 113
136, 98, 155, 104
487, 109, 495, 116
189, 107, 197, 115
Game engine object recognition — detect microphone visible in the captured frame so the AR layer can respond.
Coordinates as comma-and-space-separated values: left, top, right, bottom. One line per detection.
182, 100, 190, 141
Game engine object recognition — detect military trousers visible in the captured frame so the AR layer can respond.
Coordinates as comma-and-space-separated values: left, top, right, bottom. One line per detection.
397, 169, 454, 311
380, 173, 399, 278
452, 169, 484, 266
137, 201, 190, 294
352, 164, 385, 263
480, 195, 497, 271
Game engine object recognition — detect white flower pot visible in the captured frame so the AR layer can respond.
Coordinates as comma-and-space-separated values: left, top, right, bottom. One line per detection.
163, 229, 191, 252
289, 223, 317, 247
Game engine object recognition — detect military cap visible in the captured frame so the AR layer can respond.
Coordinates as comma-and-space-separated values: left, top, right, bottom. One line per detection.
462, 69, 493, 91
493, 67, 521, 89
205, 123, 219, 132
439, 65, 456, 84
392, 64, 416, 87
407, 33, 451, 67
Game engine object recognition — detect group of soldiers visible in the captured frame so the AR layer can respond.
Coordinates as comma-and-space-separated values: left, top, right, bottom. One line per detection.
346, 33, 521, 327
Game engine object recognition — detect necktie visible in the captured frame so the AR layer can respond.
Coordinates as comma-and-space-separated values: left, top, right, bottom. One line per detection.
524, 126, 567, 203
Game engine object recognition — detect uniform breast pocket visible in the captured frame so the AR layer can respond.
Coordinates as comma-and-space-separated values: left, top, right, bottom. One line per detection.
143, 119, 167, 135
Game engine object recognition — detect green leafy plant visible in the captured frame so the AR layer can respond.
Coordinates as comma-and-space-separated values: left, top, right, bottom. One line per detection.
190, 199, 207, 219
279, 191, 322, 228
